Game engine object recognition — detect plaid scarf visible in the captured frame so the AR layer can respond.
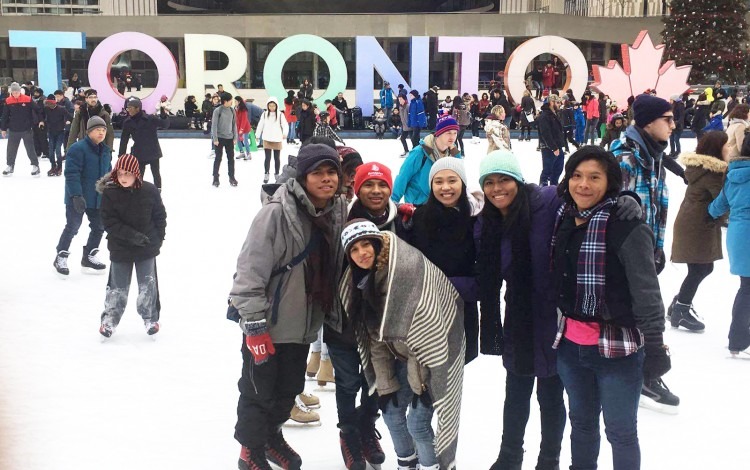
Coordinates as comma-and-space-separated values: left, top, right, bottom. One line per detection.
551, 197, 617, 317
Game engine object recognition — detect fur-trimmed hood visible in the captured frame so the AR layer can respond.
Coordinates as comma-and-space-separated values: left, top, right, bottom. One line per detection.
679, 152, 728, 173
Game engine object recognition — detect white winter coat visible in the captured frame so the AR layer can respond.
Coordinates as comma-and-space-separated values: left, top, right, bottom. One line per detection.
256, 97, 289, 143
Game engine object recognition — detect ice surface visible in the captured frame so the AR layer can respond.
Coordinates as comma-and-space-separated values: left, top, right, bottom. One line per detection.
0, 135, 747, 469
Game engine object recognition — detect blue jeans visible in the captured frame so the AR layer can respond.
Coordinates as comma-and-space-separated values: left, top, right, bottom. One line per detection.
287, 123, 297, 142
540, 148, 564, 186
670, 129, 683, 156
729, 277, 750, 351
56, 204, 104, 253
556, 339, 644, 470
327, 342, 379, 427
237, 132, 251, 154
381, 361, 437, 466
585, 118, 599, 144
48, 131, 65, 167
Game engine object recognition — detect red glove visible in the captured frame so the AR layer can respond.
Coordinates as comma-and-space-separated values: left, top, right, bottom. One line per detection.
243, 320, 276, 365
397, 203, 416, 223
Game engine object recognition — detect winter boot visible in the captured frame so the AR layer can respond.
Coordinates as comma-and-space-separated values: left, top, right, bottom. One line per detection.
297, 392, 320, 409
31, 165, 40, 176
317, 358, 335, 386
53, 250, 70, 276
2, 165, 14, 176
229, 176, 238, 187
670, 301, 705, 332
145, 321, 160, 335
357, 412, 385, 466
489, 447, 523, 470
213, 176, 220, 187
396, 454, 418, 470
263, 173, 270, 183
286, 400, 321, 427
81, 247, 106, 273
640, 378, 680, 414
239, 446, 273, 470
339, 426, 366, 470
266, 430, 302, 470
306, 351, 321, 378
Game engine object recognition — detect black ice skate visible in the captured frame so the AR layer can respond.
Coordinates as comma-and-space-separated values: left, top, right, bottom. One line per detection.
670, 302, 705, 332
339, 426, 366, 470
213, 176, 220, 187
359, 414, 385, 468
53, 250, 70, 277
640, 378, 680, 414
81, 247, 106, 274
238, 446, 273, 470
265, 431, 302, 470
396, 454, 418, 470
230, 176, 238, 187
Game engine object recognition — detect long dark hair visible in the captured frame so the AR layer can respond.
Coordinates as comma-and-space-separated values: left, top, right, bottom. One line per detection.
557, 146, 622, 205
234, 95, 246, 109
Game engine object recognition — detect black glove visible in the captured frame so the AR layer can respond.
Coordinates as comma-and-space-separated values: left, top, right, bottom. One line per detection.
377, 392, 398, 412
643, 343, 672, 381
411, 391, 432, 409
131, 232, 151, 247
227, 297, 241, 323
615, 194, 643, 221
655, 248, 666, 275
71, 195, 86, 214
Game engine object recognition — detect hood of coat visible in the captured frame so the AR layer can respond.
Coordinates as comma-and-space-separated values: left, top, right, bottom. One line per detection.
421, 134, 460, 161
347, 198, 398, 230
679, 152, 728, 173
95, 174, 111, 194
266, 96, 279, 109
375, 231, 392, 272
727, 157, 750, 185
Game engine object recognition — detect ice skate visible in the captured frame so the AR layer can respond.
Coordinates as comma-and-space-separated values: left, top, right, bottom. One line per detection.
31, 165, 40, 176
3, 165, 14, 176
339, 426, 366, 470
273, 173, 279, 182
213, 176, 220, 187
81, 247, 106, 274
47, 166, 57, 177
306, 351, 321, 378
640, 378, 680, 414
99, 319, 115, 338
53, 250, 70, 277
236, 152, 246, 160
238, 446, 273, 470
297, 392, 320, 409
145, 321, 160, 335
55, 165, 62, 176
396, 453, 418, 470
263, 173, 270, 183
359, 417, 385, 467
317, 358, 335, 387
266, 430, 302, 470
670, 302, 705, 332
285, 401, 321, 427
230, 176, 238, 187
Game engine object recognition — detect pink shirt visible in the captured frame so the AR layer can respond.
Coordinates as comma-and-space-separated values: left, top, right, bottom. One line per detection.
564, 318, 600, 346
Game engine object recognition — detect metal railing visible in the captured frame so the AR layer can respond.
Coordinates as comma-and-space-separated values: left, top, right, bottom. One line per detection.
500, 0, 667, 16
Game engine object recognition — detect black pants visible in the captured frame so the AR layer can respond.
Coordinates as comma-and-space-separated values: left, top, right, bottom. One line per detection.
730, 277, 750, 351
138, 159, 162, 190
464, 301, 479, 364
327, 341, 380, 427
213, 137, 235, 178
427, 112, 437, 130
497, 371, 566, 469
6, 130, 38, 167
411, 128, 421, 148
456, 126, 466, 155
400, 130, 412, 153
264, 148, 281, 174
235, 340, 309, 449
33, 126, 48, 157
471, 119, 480, 138
677, 263, 714, 304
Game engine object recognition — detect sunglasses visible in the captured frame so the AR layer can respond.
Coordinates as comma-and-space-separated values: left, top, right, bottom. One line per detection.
659, 115, 675, 124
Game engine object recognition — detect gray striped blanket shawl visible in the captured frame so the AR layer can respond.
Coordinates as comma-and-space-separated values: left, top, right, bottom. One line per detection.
339, 232, 465, 470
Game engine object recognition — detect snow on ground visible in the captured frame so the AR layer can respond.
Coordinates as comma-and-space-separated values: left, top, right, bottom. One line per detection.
0, 135, 747, 470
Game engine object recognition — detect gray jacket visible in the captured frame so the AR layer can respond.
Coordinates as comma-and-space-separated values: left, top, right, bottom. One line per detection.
211, 105, 238, 141
230, 180, 348, 344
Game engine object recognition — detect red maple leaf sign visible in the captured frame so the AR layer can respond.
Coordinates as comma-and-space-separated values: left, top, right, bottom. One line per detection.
592, 30, 692, 111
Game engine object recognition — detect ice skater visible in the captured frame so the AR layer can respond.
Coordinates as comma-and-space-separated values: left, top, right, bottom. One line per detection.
118, 96, 170, 191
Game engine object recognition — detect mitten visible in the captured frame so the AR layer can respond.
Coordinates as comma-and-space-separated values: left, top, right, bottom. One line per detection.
643, 343, 671, 381
397, 203, 416, 223
243, 319, 276, 365
377, 392, 398, 412
615, 194, 643, 221
71, 195, 86, 214
131, 232, 150, 247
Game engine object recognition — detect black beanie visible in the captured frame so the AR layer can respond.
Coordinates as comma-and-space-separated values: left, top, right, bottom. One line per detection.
633, 94, 672, 128
296, 143, 341, 177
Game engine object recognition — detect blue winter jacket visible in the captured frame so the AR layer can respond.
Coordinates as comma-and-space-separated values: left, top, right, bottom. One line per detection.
64, 136, 112, 209
391, 135, 461, 205
709, 158, 750, 276
379, 87, 394, 110
574, 107, 586, 129
408, 97, 427, 129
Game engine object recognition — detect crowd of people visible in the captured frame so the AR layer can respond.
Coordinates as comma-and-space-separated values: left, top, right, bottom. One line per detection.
4, 67, 750, 470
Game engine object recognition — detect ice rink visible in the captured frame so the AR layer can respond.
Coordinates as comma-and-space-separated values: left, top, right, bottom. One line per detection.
0, 134, 747, 469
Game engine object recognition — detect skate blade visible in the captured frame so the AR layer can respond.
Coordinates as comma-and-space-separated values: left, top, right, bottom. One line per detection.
729, 349, 750, 359
282, 419, 322, 427
81, 267, 106, 275
315, 383, 336, 391
638, 395, 679, 415
367, 464, 382, 470
670, 324, 706, 334
55, 272, 69, 280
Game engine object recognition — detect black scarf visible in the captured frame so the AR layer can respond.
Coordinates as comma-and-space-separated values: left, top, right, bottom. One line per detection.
82, 102, 103, 130
637, 126, 668, 171
348, 199, 390, 227
305, 210, 336, 313
478, 185, 535, 376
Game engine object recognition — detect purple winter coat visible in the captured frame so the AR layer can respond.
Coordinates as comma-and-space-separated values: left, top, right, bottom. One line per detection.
474, 184, 561, 378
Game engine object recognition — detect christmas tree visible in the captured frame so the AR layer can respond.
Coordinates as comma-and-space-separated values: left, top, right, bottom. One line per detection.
662, 0, 749, 84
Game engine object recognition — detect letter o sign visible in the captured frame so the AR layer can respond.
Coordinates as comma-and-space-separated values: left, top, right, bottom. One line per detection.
88, 32, 178, 114
503, 36, 588, 105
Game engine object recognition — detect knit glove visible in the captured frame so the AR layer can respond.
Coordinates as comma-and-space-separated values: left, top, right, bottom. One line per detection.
654, 248, 666, 275
643, 342, 671, 381
378, 392, 398, 412
71, 195, 86, 214
242, 320, 276, 365
615, 194, 642, 221
131, 232, 151, 247
411, 391, 432, 409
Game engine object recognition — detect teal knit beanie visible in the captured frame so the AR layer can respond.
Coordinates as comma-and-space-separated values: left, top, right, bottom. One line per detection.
479, 150, 525, 186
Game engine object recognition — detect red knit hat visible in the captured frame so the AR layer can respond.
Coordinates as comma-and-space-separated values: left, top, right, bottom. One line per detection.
353, 162, 392, 195
111, 154, 142, 188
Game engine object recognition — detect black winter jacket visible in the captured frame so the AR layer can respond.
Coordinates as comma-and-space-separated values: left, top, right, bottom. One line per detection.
99, 179, 167, 262
43, 105, 73, 134
536, 104, 565, 151
118, 111, 170, 163
672, 101, 686, 131
297, 108, 316, 141
0, 94, 38, 132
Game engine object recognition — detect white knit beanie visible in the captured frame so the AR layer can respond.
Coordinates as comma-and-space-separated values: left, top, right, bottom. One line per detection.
429, 157, 467, 185
341, 219, 383, 254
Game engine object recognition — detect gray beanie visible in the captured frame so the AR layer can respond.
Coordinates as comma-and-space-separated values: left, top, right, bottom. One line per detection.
87, 116, 107, 132
429, 157, 467, 186
9, 82, 21, 93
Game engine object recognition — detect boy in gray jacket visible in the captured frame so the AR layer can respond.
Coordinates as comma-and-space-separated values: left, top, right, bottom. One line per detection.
211, 92, 238, 187
230, 143, 348, 470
